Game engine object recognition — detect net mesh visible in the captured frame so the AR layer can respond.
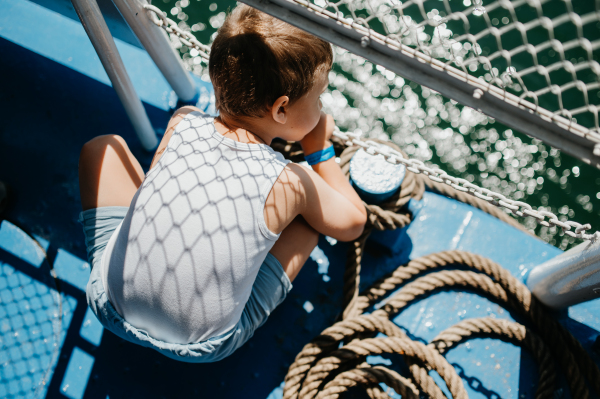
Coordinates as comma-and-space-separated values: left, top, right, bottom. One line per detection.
275, 0, 600, 137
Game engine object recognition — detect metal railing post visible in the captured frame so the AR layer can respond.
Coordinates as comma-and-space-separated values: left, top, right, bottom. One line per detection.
71, 0, 158, 150
526, 240, 600, 309
111, 0, 199, 103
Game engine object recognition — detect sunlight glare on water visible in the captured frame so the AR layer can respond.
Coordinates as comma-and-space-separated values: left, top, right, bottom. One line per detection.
157, 0, 600, 250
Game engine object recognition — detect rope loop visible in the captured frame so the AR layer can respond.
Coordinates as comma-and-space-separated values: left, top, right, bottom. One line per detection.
284, 250, 599, 399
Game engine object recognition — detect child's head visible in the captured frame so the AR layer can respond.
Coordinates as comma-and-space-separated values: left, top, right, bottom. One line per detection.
209, 4, 333, 139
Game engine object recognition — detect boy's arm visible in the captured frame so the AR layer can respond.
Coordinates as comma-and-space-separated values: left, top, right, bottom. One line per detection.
291, 113, 367, 242
300, 114, 366, 220
291, 162, 367, 242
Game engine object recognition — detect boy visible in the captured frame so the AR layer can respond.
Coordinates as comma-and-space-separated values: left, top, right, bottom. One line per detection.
78, 4, 366, 362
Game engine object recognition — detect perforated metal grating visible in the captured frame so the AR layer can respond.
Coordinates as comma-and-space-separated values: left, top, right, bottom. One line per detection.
0, 262, 62, 399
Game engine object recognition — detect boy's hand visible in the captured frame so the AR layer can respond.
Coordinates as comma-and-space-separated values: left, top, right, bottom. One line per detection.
300, 112, 335, 155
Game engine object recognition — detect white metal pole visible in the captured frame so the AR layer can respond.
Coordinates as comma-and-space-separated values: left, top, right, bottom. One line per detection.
526, 240, 600, 309
111, 0, 199, 103
71, 0, 158, 151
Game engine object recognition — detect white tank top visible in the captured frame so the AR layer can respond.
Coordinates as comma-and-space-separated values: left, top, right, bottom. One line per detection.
100, 112, 289, 344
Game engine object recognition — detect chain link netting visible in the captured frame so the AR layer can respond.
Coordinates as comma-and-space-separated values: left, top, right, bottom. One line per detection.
146, 0, 600, 138
144, 4, 211, 63
274, 0, 600, 139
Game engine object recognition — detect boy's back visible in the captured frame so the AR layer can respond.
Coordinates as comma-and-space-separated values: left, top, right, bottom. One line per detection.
102, 112, 289, 344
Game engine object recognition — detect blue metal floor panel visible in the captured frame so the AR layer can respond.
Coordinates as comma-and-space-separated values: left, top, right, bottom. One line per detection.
1, 0, 599, 397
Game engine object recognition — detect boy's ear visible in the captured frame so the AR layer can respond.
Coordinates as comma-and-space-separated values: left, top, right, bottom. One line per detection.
271, 96, 289, 125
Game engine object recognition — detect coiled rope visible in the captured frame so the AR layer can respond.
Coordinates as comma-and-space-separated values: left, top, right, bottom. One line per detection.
284, 251, 599, 399
272, 139, 600, 398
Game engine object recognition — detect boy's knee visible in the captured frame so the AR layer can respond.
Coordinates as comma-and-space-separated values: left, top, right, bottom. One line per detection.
80, 135, 127, 163
82, 135, 126, 151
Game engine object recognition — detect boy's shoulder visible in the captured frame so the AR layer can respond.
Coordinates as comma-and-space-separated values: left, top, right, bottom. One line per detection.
274, 162, 314, 191
174, 106, 211, 122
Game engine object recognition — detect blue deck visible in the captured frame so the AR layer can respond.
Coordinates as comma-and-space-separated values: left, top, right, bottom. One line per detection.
1, 0, 599, 398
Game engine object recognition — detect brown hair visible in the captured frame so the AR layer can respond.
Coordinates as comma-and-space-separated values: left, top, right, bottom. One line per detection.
209, 4, 333, 119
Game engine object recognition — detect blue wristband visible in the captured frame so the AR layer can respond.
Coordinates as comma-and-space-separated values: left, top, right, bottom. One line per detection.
305, 145, 335, 165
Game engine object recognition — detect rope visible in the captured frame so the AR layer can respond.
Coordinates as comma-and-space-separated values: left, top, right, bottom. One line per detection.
299, 337, 468, 399
338, 141, 423, 232
342, 227, 372, 320
283, 315, 407, 397
374, 271, 590, 399
429, 318, 556, 399
283, 250, 599, 399
316, 366, 419, 399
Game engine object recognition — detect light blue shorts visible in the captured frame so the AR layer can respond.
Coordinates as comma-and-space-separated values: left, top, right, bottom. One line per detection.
79, 206, 292, 363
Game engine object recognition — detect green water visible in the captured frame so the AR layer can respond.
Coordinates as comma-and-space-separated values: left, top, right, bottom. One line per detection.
155, 0, 600, 250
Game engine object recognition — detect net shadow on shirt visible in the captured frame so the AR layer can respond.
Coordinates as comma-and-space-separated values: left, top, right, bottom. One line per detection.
104, 113, 297, 345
